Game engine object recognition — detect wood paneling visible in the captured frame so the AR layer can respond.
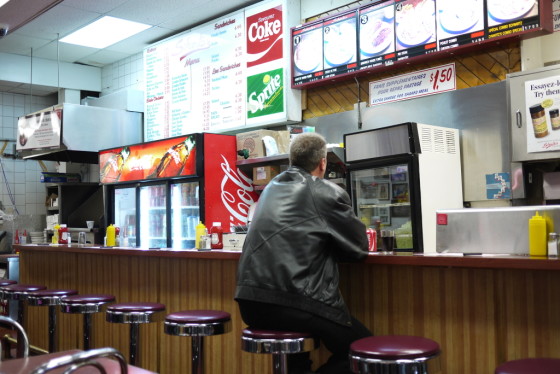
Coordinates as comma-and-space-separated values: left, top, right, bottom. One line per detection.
19, 249, 560, 374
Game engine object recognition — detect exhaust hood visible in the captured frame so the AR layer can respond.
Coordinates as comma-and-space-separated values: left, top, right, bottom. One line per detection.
17, 103, 143, 164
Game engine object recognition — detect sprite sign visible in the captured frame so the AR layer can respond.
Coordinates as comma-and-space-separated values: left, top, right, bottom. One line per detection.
247, 68, 284, 118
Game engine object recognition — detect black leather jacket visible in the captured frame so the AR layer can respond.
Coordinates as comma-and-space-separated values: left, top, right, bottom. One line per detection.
235, 166, 368, 326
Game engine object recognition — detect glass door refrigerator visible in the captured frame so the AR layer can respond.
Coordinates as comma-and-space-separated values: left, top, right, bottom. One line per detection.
344, 122, 463, 253
100, 133, 258, 249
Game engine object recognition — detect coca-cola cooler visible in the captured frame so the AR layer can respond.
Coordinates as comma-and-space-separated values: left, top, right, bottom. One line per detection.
99, 133, 258, 249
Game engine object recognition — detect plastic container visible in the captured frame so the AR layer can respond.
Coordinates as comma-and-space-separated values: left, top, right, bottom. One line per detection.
106, 224, 116, 246
195, 221, 207, 249
529, 211, 547, 256
52, 224, 60, 244
210, 222, 223, 249
58, 225, 69, 244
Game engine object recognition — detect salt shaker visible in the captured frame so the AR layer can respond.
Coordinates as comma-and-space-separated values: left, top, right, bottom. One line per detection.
548, 232, 559, 257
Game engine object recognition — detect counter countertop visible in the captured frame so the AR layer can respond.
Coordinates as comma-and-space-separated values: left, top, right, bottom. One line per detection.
15, 244, 560, 271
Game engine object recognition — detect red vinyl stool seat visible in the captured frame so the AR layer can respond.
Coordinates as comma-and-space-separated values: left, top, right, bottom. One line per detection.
495, 358, 560, 374
0, 279, 16, 318
106, 302, 166, 366
27, 289, 78, 352
241, 328, 319, 374
350, 335, 441, 374
164, 310, 231, 374
60, 294, 116, 351
0, 284, 46, 325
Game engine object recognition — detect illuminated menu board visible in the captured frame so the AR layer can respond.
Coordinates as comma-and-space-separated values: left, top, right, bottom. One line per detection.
292, 0, 551, 88
359, 1, 396, 70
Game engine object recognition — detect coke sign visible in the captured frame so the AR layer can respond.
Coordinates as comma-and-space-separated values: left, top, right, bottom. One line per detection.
246, 5, 283, 67
203, 133, 259, 231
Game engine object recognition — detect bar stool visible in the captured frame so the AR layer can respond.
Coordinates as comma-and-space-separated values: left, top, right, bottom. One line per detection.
349, 335, 440, 374
60, 294, 115, 351
27, 289, 78, 352
0, 280, 17, 317
495, 358, 560, 373
106, 302, 165, 366
241, 328, 319, 374
0, 284, 46, 326
164, 310, 231, 374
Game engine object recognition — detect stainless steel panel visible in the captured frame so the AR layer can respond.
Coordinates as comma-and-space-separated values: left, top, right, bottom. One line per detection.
306, 82, 510, 202
436, 205, 560, 254
507, 65, 560, 162
63, 103, 142, 152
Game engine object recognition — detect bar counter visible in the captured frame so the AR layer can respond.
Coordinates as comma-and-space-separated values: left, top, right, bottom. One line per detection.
15, 244, 560, 373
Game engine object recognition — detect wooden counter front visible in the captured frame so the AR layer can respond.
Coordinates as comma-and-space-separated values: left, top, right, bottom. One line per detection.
16, 245, 560, 373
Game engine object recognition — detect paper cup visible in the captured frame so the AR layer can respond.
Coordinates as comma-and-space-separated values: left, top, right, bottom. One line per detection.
86, 221, 94, 229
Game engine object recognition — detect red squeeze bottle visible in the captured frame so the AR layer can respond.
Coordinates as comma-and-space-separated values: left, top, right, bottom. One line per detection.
210, 222, 223, 249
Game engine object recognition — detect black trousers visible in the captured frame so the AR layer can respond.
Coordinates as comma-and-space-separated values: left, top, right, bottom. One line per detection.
237, 299, 372, 374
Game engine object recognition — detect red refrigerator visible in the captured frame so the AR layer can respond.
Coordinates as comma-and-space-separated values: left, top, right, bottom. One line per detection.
99, 133, 258, 249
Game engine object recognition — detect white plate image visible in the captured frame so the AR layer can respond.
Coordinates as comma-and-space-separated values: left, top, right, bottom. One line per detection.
360, 18, 394, 57
293, 32, 323, 74
323, 22, 356, 67
488, 0, 535, 22
439, 0, 481, 34
396, 0, 435, 47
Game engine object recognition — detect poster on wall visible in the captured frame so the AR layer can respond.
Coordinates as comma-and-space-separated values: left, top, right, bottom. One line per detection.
16, 109, 62, 151
525, 75, 560, 153
245, 0, 293, 126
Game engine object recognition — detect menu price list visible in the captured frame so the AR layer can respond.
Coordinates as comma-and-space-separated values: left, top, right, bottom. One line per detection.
292, 0, 548, 88
144, 11, 246, 141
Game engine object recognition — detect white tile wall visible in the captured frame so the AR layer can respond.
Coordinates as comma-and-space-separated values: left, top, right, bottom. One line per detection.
101, 53, 144, 96
0, 92, 57, 216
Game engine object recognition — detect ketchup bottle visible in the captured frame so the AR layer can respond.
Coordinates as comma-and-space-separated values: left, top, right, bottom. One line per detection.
58, 225, 69, 244
210, 222, 223, 249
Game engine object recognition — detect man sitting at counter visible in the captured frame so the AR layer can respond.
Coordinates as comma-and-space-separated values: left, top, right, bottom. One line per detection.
235, 132, 372, 374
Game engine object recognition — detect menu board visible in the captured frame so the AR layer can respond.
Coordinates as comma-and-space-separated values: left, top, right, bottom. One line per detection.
145, 12, 245, 140
487, 0, 541, 38
359, 1, 396, 70
395, 0, 437, 60
292, 21, 324, 86
292, 0, 551, 88
437, 0, 485, 49
323, 12, 358, 78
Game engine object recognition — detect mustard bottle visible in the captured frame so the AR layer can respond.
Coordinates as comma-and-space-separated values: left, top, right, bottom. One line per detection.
195, 221, 206, 249
106, 224, 116, 246
52, 224, 60, 244
529, 211, 547, 256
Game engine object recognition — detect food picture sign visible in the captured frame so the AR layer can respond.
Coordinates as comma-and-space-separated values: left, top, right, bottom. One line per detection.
525, 75, 560, 153
395, 0, 437, 59
359, 1, 396, 70
436, 0, 485, 49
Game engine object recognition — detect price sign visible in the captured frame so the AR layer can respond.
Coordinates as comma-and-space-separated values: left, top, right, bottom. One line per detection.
369, 63, 456, 106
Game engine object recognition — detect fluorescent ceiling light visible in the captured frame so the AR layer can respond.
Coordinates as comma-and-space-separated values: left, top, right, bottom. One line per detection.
0, 0, 10, 8
60, 16, 151, 49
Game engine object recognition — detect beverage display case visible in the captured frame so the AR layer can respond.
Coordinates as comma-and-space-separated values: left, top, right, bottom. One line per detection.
345, 122, 463, 252
100, 133, 258, 249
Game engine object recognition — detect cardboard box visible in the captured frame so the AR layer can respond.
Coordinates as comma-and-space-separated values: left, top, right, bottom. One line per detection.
252, 165, 280, 185
236, 130, 290, 160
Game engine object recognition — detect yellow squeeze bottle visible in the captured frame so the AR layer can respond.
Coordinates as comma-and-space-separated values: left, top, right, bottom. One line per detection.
52, 224, 60, 244
195, 221, 206, 249
106, 224, 116, 246
529, 211, 547, 256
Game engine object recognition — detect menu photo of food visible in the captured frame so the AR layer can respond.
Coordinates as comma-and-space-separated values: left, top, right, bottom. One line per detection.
359, 3, 395, 62
323, 15, 357, 69
437, 0, 484, 41
395, 0, 436, 51
292, 24, 324, 78
487, 0, 537, 27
